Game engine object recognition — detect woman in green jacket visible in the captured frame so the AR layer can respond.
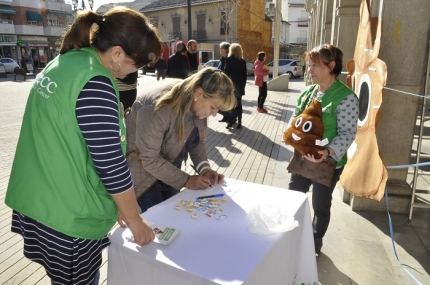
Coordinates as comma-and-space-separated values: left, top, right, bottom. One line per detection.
5, 7, 163, 284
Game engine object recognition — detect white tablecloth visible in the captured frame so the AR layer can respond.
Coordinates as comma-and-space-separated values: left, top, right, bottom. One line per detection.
107, 178, 318, 285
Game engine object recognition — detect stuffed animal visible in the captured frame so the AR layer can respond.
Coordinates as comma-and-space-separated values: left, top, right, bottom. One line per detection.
283, 99, 325, 159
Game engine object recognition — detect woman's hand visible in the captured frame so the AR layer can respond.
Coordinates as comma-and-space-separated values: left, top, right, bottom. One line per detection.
122, 215, 155, 246
304, 149, 328, 163
201, 169, 224, 186
187, 175, 213, 190
118, 212, 127, 228
111, 188, 154, 246
117, 212, 154, 246
187, 169, 224, 190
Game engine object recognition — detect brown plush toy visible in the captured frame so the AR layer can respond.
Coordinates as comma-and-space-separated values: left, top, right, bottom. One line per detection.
283, 99, 325, 159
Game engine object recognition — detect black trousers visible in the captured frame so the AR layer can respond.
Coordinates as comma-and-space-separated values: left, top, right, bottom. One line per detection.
219, 91, 242, 124
156, 69, 166, 80
288, 167, 344, 246
258, 82, 267, 108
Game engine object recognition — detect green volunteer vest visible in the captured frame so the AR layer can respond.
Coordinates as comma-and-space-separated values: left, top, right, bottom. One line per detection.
5, 47, 126, 239
297, 79, 354, 167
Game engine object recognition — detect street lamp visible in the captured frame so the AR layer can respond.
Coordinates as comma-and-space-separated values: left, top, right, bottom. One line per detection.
71, 0, 94, 11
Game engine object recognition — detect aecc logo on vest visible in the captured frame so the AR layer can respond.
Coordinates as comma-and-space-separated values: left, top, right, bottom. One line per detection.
33, 73, 58, 99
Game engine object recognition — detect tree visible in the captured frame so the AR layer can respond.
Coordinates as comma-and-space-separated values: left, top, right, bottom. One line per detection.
213, 0, 239, 42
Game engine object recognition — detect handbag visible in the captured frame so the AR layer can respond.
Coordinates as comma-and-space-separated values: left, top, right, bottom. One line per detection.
287, 150, 337, 188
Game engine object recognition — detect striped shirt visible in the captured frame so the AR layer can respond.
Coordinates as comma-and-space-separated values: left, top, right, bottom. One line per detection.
12, 76, 133, 284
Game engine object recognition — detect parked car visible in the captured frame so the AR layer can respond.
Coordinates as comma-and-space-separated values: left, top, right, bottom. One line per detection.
0, 58, 20, 73
141, 62, 155, 74
202, 60, 220, 69
266, 59, 303, 78
246, 61, 254, 75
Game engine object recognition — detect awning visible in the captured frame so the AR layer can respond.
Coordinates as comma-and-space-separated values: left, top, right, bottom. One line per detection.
0, 7, 16, 14
48, 9, 72, 15
26, 11, 43, 22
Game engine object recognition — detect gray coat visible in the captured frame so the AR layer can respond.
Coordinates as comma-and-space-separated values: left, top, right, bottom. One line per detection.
126, 81, 210, 198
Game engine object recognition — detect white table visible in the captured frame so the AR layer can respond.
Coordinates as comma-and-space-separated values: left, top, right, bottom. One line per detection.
107, 178, 318, 285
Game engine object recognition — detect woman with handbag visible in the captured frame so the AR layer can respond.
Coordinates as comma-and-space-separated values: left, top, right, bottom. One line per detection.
285, 44, 359, 254
125, 68, 236, 213
224, 43, 248, 129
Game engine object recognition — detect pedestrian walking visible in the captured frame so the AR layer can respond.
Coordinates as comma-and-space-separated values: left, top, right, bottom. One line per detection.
167, 41, 190, 79
155, 57, 167, 80
186, 39, 199, 72
254, 51, 270, 113
224, 43, 247, 129
217, 41, 232, 123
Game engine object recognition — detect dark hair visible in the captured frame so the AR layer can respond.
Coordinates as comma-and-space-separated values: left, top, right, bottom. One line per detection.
176, 42, 187, 53
219, 41, 230, 51
187, 39, 197, 47
305, 44, 343, 76
257, 51, 265, 61
60, 6, 163, 68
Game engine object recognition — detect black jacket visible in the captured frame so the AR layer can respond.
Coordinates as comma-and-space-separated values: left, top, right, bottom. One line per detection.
167, 52, 190, 79
154, 58, 167, 69
187, 52, 199, 72
224, 56, 247, 95
218, 56, 227, 72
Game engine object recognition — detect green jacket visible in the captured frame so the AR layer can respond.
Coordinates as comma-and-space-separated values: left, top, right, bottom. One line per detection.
297, 79, 352, 167
5, 47, 126, 239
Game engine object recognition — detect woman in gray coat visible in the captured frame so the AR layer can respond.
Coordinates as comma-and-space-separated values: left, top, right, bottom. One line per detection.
126, 68, 236, 212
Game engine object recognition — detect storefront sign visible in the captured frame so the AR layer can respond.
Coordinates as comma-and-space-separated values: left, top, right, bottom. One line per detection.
28, 42, 49, 47
21, 36, 48, 42
0, 35, 14, 42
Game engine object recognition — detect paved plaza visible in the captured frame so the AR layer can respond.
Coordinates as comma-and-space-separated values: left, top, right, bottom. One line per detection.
0, 72, 429, 284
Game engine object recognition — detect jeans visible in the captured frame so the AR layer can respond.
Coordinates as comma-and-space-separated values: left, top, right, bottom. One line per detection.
51, 270, 100, 285
288, 167, 344, 245
137, 181, 179, 213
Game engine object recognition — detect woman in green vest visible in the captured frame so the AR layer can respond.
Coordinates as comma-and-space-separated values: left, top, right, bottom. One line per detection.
285, 44, 359, 255
5, 7, 163, 284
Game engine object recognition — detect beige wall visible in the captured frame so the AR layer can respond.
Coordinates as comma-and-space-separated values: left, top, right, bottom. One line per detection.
142, 3, 232, 43
142, 0, 272, 63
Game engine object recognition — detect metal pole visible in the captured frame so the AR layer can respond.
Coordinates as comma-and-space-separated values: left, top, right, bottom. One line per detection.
272, 0, 281, 78
187, 0, 192, 39
409, 41, 430, 221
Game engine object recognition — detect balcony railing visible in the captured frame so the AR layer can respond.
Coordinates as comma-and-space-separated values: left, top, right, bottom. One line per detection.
192, 30, 207, 41
296, 37, 307, 44
298, 18, 308, 27
0, 19, 13, 24
168, 32, 181, 40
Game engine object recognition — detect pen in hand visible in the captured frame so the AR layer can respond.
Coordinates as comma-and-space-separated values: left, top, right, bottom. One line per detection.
190, 164, 212, 188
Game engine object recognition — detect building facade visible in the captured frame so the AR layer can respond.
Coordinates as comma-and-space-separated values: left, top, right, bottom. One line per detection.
265, 0, 307, 60
0, 0, 72, 67
138, 0, 273, 63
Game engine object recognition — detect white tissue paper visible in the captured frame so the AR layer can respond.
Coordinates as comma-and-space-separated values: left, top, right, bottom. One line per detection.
247, 203, 299, 235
